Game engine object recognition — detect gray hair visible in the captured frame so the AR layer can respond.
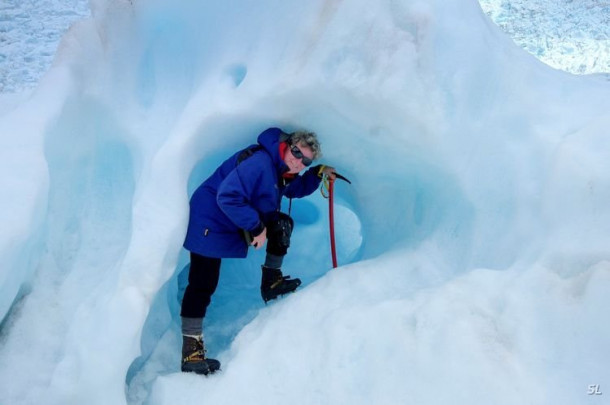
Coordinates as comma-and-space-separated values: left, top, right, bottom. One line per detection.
289, 131, 322, 160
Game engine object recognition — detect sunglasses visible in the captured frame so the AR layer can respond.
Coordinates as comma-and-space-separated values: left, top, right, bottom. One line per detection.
290, 144, 313, 167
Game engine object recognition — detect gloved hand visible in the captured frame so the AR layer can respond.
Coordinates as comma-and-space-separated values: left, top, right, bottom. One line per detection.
251, 227, 267, 249
315, 164, 337, 180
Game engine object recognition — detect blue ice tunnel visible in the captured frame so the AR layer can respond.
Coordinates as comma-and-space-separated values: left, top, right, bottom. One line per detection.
125, 125, 364, 402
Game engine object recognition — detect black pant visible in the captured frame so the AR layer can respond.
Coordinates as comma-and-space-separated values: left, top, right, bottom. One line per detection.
180, 253, 221, 319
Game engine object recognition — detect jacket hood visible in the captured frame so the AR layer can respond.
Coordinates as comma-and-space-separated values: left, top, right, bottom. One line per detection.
257, 127, 290, 175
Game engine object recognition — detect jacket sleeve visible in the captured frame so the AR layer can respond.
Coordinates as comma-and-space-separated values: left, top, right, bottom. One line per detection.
283, 165, 323, 199
216, 159, 266, 235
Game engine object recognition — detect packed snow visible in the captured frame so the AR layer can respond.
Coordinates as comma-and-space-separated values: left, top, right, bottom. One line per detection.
1, 0, 609, 405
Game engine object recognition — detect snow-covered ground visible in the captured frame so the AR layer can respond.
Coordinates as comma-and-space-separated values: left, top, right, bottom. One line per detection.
0, 0, 90, 92
0, 0, 90, 114
1, 1, 609, 405
479, 0, 610, 75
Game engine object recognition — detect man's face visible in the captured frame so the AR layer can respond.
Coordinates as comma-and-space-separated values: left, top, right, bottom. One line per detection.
284, 141, 314, 174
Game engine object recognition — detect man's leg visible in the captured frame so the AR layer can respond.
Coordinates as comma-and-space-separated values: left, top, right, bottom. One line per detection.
181, 253, 221, 322
261, 213, 301, 302
180, 253, 221, 374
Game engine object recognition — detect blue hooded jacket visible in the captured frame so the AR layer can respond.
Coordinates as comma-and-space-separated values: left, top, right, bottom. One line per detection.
183, 127, 322, 258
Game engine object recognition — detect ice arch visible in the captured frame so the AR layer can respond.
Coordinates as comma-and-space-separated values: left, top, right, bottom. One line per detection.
122, 94, 481, 401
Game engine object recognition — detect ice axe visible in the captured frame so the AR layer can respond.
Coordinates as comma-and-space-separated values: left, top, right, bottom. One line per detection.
322, 171, 351, 268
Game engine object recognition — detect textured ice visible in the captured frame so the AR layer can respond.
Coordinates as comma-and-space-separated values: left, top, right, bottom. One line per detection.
0, 0, 608, 105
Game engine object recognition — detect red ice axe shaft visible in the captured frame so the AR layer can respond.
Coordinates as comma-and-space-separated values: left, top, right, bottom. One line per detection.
328, 178, 338, 268
327, 172, 351, 269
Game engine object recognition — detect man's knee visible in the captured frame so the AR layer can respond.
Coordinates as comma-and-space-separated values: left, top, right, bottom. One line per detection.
266, 213, 293, 256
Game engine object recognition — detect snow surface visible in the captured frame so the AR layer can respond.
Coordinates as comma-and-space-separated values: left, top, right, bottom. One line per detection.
479, 0, 610, 75
1, 0, 610, 404
0, 0, 90, 105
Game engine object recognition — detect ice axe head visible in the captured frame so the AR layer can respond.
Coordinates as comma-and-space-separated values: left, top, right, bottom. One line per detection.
333, 172, 351, 184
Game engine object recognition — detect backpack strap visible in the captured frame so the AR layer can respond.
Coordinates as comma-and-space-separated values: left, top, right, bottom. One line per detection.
236, 145, 263, 166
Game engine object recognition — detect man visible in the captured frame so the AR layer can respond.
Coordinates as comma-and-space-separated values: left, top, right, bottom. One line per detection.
180, 127, 336, 375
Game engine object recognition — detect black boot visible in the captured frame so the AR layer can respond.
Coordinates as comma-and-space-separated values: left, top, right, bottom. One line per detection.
260, 266, 302, 303
181, 335, 221, 375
